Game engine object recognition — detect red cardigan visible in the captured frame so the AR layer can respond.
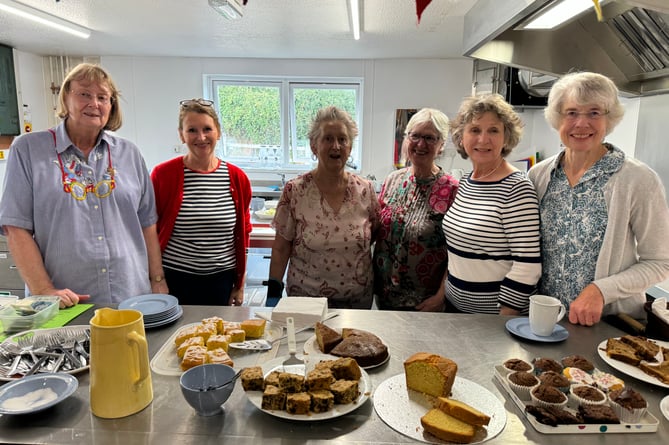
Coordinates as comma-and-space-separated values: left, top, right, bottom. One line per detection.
150, 156, 252, 289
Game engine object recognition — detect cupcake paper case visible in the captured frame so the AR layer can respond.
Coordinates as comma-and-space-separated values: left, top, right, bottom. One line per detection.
608, 388, 648, 423
569, 384, 607, 408
506, 371, 539, 399
530, 384, 568, 409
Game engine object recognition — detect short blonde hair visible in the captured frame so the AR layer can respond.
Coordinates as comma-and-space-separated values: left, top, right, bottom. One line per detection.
449, 94, 523, 159
178, 100, 222, 135
544, 71, 624, 134
57, 63, 122, 131
308, 106, 358, 149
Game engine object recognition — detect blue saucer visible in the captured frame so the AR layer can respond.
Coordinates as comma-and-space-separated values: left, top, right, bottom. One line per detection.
505, 317, 569, 342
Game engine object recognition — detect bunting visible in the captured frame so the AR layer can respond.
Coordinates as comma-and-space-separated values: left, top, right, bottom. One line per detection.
416, 0, 433, 24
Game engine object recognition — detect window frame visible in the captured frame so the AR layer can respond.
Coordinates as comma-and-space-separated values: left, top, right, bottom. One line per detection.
204, 74, 363, 174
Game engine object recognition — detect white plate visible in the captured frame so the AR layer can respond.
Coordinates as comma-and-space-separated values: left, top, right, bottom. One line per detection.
303, 334, 390, 369
505, 317, 569, 342
597, 338, 669, 388
374, 374, 506, 444
0, 325, 90, 381
150, 321, 283, 376
244, 353, 371, 421
0, 372, 78, 415
661, 395, 669, 422
254, 209, 276, 220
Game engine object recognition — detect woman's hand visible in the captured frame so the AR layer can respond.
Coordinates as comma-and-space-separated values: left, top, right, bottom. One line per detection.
229, 287, 244, 306
42, 288, 91, 308
499, 305, 520, 316
568, 283, 605, 326
416, 293, 446, 312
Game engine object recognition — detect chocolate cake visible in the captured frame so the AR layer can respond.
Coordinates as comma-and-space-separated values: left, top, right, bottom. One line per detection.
330, 328, 388, 367
538, 371, 570, 390
578, 404, 620, 424
525, 405, 583, 426
561, 354, 594, 372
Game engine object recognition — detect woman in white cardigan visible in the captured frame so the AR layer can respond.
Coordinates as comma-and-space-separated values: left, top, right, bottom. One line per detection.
528, 71, 669, 326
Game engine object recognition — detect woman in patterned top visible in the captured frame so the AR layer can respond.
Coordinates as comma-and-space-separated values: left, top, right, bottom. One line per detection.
373, 108, 459, 311
443, 94, 541, 315
151, 99, 252, 306
267, 106, 379, 309
528, 72, 669, 326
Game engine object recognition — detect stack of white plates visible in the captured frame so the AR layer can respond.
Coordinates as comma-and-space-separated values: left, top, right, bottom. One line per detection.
118, 294, 183, 329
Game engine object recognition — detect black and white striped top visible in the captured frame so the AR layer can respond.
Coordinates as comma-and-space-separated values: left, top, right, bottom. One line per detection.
162, 162, 236, 275
442, 172, 541, 313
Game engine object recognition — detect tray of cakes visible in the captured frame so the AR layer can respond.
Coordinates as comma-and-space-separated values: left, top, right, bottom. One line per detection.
598, 335, 669, 388
374, 352, 506, 444
239, 353, 371, 421
150, 316, 283, 376
494, 355, 659, 434
303, 322, 390, 369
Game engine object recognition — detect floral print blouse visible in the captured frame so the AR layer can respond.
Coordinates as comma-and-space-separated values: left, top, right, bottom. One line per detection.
272, 172, 379, 309
373, 168, 458, 309
539, 145, 624, 309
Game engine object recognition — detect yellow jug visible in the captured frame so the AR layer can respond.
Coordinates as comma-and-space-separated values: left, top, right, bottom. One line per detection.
89, 308, 153, 418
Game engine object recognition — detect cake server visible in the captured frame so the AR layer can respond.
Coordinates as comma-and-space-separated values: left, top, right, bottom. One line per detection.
281, 317, 304, 373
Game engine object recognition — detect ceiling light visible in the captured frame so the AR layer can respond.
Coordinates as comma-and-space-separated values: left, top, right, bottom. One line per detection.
0, 0, 91, 39
349, 0, 361, 40
209, 0, 243, 20
520, 0, 596, 30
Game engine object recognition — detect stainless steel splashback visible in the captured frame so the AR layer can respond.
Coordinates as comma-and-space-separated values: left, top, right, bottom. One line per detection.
464, 0, 669, 96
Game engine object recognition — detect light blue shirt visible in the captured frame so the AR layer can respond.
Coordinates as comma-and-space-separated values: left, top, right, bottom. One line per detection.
0, 121, 157, 304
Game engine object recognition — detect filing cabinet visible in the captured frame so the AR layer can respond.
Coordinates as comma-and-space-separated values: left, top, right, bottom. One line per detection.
0, 235, 25, 297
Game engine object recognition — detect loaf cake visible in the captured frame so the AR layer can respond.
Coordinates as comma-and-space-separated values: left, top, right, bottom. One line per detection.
435, 397, 490, 426
330, 328, 389, 367
404, 352, 457, 398
605, 338, 640, 365
420, 408, 475, 443
315, 322, 343, 353
638, 360, 669, 384
619, 335, 660, 361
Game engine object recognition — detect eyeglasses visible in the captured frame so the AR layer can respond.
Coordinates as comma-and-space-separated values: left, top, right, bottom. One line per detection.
70, 90, 113, 105
561, 110, 609, 121
180, 99, 214, 108
406, 132, 441, 145
56, 147, 115, 201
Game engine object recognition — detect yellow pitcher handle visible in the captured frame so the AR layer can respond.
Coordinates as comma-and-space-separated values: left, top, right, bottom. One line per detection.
127, 331, 150, 388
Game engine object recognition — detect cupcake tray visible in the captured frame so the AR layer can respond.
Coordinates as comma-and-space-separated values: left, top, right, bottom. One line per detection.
493, 366, 659, 434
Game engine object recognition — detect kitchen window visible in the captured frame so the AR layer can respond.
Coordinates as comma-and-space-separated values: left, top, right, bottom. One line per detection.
205, 75, 362, 173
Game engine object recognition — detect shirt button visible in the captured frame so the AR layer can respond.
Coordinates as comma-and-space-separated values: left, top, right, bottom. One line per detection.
97, 236, 103, 241
94, 205, 99, 210
101, 268, 107, 273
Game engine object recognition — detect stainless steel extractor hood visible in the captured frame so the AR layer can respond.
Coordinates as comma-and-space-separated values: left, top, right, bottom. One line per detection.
463, 0, 669, 96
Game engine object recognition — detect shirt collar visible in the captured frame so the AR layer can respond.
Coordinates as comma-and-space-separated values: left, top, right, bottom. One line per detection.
53, 120, 112, 155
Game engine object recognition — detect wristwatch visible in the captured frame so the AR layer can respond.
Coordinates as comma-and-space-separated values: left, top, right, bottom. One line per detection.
152, 275, 164, 283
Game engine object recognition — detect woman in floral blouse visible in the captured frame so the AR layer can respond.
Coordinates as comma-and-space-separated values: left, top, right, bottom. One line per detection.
529, 72, 669, 326
267, 106, 379, 309
373, 108, 458, 311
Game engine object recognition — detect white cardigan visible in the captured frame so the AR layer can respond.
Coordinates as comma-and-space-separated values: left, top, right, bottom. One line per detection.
528, 147, 669, 319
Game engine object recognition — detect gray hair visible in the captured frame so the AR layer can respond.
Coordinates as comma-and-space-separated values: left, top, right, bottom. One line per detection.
544, 71, 624, 134
308, 106, 358, 147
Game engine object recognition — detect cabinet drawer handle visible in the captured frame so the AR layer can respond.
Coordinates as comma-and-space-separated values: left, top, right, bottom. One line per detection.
9, 265, 18, 270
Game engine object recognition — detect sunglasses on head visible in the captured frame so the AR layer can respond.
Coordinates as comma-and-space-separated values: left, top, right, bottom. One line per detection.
180, 99, 214, 108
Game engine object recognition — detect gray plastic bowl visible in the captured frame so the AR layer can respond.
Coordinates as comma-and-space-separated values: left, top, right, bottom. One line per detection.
179, 364, 236, 416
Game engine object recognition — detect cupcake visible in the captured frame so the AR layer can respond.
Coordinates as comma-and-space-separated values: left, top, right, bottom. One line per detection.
532, 357, 563, 374
537, 371, 570, 393
502, 358, 533, 374
561, 354, 595, 373
569, 384, 607, 407
592, 370, 625, 393
506, 371, 539, 399
563, 367, 595, 386
530, 384, 568, 409
608, 388, 647, 423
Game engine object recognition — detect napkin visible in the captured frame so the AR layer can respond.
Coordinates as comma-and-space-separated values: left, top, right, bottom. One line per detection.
651, 297, 669, 324
271, 297, 328, 328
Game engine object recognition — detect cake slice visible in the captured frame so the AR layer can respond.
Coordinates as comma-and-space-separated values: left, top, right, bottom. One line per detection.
605, 338, 640, 366
421, 408, 475, 443
404, 352, 457, 398
315, 322, 343, 353
436, 397, 490, 426
619, 335, 661, 362
638, 360, 669, 384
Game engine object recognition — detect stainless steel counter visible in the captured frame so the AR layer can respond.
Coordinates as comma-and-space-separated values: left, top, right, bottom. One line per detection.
1, 306, 667, 444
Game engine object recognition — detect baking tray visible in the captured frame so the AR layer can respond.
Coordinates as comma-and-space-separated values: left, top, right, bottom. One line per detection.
493, 366, 659, 434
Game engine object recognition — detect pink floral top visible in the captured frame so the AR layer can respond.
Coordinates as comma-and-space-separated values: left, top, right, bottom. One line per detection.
272, 172, 379, 308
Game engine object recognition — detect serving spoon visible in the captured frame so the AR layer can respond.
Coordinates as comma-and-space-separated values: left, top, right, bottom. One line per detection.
197, 369, 242, 392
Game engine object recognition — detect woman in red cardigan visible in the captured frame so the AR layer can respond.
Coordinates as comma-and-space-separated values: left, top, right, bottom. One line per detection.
151, 99, 252, 305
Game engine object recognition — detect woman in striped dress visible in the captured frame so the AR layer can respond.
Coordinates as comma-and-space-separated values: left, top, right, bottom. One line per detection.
151, 99, 252, 306
442, 94, 541, 314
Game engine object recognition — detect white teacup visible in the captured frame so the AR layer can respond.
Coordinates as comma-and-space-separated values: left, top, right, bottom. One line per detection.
529, 295, 566, 336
